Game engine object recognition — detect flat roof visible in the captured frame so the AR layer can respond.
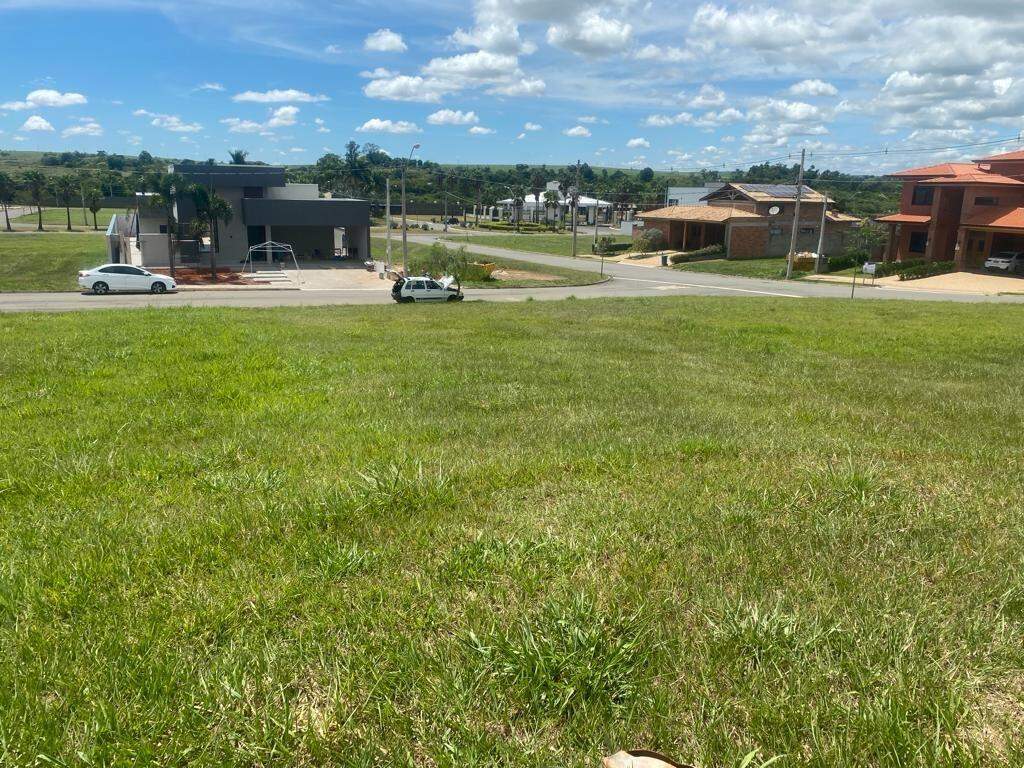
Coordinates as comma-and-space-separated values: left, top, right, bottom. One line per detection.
171, 163, 287, 188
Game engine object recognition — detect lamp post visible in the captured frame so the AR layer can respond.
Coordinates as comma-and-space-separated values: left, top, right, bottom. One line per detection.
401, 143, 421, 277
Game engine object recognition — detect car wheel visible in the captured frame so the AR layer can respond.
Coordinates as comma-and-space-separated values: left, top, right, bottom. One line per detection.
92, 281, 109, 295
151, 281, 167, 294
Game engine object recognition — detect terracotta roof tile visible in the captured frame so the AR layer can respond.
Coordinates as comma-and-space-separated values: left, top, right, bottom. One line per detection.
919, 171, 1024, 186
962, 206, 1024, 229
888, 163, 977, 178
875, 213, 932, 225
638, 205, 763, 222
975, 149, 1024, 163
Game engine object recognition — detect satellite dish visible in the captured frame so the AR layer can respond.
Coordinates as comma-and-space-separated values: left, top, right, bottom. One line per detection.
768, 205, 782, 215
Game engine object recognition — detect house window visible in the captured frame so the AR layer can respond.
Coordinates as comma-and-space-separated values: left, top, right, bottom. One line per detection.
242, 186, 264, 199
799, 226, 815, 235
975, 196, 999, 206
908, 231, 928, 253
158, 224, 168, 234
911, 186, 934, 206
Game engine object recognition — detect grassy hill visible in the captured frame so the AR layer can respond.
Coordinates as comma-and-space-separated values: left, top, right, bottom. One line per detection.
2, 297, 1022, 766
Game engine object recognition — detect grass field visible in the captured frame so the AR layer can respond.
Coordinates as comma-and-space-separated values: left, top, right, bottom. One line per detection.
2, 297, 1023, 766
0, 232, 107, 291
441, 231, 632, 258
12, 207, 125, 230
371, 237, 605, 288
672, 256, 796, 280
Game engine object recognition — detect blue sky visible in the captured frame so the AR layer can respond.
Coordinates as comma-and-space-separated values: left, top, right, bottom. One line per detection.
1, 0, 1023, 173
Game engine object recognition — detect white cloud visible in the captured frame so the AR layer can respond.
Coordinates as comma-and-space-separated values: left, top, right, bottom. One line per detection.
232, 89, 328, 103
2, 89, 87, 111
688, 84, 726, 109
134, 109, 203, 132
644, 112, 693, 127
62, 120, 102, 138
468, 125, 495, 135
578, 115, 599, 124
451, 19, 535, 55
363, 75, 453, 103
220, 105, 298, 134
789, 79, 838, 97
220, 118, 263, 134
19, 115, 54, 132
746, 98, 823, 123
356, 118, 422, 134
563, 125, 591, 137
627, 137, 650, 148
364, 28, 407, 53
422, 50, 518, 82
487, 77, 546, 97
195, 82, 225, 92
324, 44, 345, 55
289, 147, 306, 153
523, 122, 542, 131
314, 117, 330, 133
634, 44, 694, 63
359, 68, 397, 79
266, 105, 299, 128
427, 109, 479, 126
546, 12, 633, 57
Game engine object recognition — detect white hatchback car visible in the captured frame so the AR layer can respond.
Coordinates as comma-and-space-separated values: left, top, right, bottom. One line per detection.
983, 251, 1024, 274
391, 275, 464, 303
78, 264, 177, 294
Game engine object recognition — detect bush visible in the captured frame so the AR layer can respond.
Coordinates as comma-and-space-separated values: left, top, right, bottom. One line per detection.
898, 260, 955, 281
668, 244, 725, 265
407, 242, 495, 283
593, 236, 630, 256
634, 227, 664, 254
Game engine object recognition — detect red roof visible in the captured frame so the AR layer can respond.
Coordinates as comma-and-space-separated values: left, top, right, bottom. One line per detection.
918, 171, 1024, 186
975, 149, 1024, 163
888, 162, 977, 178
962, 206, 1024, 230
875, 213, 931, 225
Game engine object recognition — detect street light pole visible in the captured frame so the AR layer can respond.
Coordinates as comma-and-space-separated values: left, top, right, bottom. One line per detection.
401, 143, 420, 277
385, 174, 392, 270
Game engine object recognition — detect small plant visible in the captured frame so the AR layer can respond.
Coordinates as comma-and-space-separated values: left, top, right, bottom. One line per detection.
635, 227, 664, 254
668, 244, 725, 264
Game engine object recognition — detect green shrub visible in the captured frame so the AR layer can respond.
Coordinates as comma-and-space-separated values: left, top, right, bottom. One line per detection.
634, 227, 664, 254
668, 244, 725, 265
898, 260, 955, 281
593, 236, 630, 255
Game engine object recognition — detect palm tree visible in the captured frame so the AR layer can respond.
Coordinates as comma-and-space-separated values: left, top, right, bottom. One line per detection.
0, 172, 15, 232
84, 186, 104, 231
22, 170, 47, 231
510, 185, 526, 233
189, 184, 233, 280
228, 149, 249, 165
543, 189, 560, 230
51, 175, 78, 231
148, 171, 185, 279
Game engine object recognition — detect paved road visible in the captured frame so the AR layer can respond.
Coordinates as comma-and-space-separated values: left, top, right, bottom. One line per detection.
3, 234, 1022, 313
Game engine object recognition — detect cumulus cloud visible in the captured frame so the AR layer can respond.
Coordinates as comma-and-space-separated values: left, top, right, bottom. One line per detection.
2, 89, 87, 111
364, 28, 407, 53
563, 125, 592, 137
451, 19, 536, 55
468, 125, 495, 135
232, 89, 328, 103
546, 12, 633, 57
427, 109, 480, 125
356, 118, 422, 134
314, 117, 330, 133
133, 109, 202, 132
523, 122, 542, 131
627, 137, 650, 148
688, 84, 726, 108
363, 75, 453, 103
266, 105, 299, 127
634, 44, 694, 63
644, 112, 693, 127
487, 77, 545, 96
220, 105, 298, 134
19, 115, 54, 132
789, 79, 838, 97
195, 82, 225, 92
62, 120, 103, 138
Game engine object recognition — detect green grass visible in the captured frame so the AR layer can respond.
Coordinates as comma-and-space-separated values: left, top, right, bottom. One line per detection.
440, 231, 632, 258
673, 256, 798, 280
11, 207, 125, 230
371, 237, 604, 288
1, 299, 1023, 766
0, 232, 107, 291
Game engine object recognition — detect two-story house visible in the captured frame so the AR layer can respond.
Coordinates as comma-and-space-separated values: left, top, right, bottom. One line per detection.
878, 150, 1024, 268
636, 183, 859, 259
108, 163, 371, 268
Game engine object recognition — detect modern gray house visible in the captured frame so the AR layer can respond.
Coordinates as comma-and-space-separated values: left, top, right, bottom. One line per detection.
107, 163, 371, 268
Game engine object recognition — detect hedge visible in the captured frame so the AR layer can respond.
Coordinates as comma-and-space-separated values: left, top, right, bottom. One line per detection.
898, 261, 955, 281
668, 244, 726, 265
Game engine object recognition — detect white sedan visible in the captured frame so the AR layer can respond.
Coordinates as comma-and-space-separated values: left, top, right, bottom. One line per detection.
78, 264, 177, 294
984, 251, 1024, 274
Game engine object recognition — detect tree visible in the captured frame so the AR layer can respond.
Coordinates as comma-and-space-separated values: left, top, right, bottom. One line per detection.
543, 189, 560, 229
137, 150, 154, 166
84, 186, 104, 231
0, 171, 15, 232
189, 184, 233, 279
148, 171, 185, 278
509, 184, 526, 233
228, 149, 248, 165
639, 167, 655, 183
22, 170, 48, 231
75, 170, 94, 226
530, 170, 545, 223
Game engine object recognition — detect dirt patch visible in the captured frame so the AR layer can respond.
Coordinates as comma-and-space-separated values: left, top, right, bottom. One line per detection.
492, 268, 562, 282
152, 268, 253, 286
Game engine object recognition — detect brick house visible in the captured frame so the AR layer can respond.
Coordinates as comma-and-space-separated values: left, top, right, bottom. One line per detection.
877, 150, 1024, 268
636, 183, 858, 259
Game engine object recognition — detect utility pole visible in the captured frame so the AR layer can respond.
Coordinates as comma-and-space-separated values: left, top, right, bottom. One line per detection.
785, 147, 806, 280
385, 174, 392, 270
571, 159, 580, 259
401, 143, 420, 277
814, 188, 828, 274
442, 177, 448, 233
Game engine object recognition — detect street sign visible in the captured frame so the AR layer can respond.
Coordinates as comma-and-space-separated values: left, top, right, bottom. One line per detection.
862, 262, 877, 276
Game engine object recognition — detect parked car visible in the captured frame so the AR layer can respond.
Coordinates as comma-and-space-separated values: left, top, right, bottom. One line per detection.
78, 264, 177, 294
984, 251, 1024, 274
391, 275, 464, 303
